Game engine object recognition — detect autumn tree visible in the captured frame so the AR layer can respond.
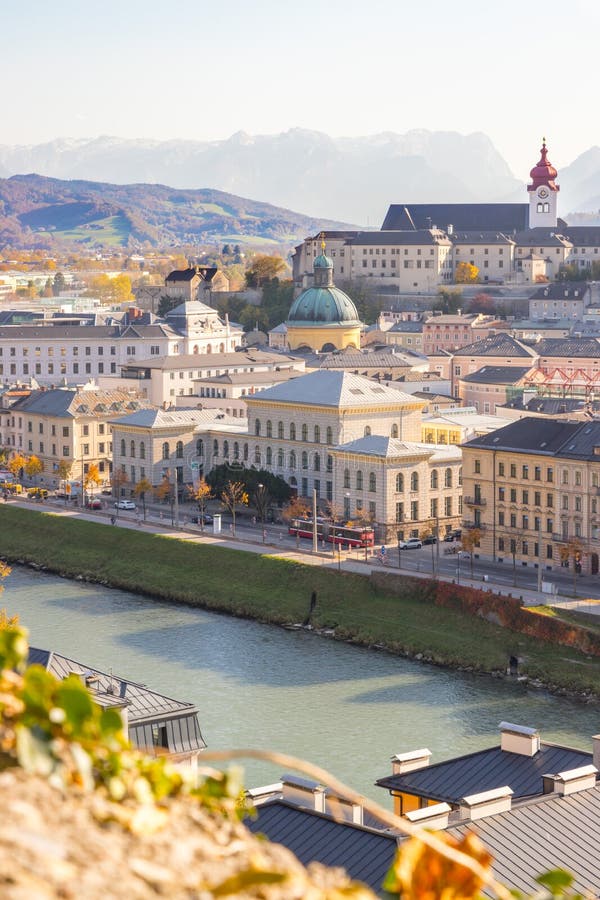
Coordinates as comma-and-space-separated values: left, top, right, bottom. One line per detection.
245, 255, 288, 288
134, 476, 153, 521
111, 468, 128, 498
281, 496, 312, 547
220, 481, 248, 536
253, 483, 271, 541
8, 453, 27, 483
188, 478, 213, 532
455, 262, 479, 284
84, 463, 101, 502
156, 476, 175, 525
460, 527, 481, 579
468, 292, 496, 314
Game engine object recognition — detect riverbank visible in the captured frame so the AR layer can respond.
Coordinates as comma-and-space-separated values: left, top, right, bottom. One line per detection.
2, 506, 600, 699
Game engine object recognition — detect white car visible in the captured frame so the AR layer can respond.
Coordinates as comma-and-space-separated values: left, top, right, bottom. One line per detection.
398, 538, 422, 550
114, 500, 136, 510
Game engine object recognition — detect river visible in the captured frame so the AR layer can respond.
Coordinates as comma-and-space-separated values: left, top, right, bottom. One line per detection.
4, 565, 600, 803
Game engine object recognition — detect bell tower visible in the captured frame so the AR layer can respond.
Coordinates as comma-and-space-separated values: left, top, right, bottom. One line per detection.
527, 138, 559, 229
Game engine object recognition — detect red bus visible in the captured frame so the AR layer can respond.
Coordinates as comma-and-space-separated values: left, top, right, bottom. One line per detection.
288, 518, 375, 548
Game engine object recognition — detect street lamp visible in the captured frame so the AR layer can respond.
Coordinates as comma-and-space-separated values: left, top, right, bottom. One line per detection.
255, 482, 268, 543
397, 533, 402, 570
337, 533, 343, 572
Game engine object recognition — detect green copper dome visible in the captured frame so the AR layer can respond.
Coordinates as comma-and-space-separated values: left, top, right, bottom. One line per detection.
313, 253, 333, 268
287, 286, 360, 325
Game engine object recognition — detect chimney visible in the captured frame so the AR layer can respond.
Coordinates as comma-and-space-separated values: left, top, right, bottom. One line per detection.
593, 734, 600, 770
313, 785, 326, 813
391, 748, 432, 775
447, 223, 454, 235
405, 802, 451, 830
460, 786, 513, 821
544, 765, 598, 796
499, 722, 540, 757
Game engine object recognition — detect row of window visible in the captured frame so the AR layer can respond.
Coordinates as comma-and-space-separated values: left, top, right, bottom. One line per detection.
255, 421, 335, 443
486, 460, 591, 486
0, 362, 117, 377
24, 441, 110, 458
396, 496, 457, 523
1, 345, 119, 357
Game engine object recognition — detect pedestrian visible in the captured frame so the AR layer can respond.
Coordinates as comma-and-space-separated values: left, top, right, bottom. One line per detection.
110, 516, 116, 526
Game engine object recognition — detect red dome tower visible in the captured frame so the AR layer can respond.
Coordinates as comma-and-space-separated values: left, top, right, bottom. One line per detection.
527, 138, 559, 229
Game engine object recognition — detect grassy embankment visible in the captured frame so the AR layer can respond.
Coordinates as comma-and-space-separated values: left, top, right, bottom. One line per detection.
3, 506, 600, 695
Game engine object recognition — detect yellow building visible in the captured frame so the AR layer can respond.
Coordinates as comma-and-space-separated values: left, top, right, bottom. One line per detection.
286, 249, 362, 352
462, 417, 600, 576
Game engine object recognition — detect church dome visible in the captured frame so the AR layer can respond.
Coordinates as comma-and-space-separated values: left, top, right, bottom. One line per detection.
313, 253, 333, 269
528, 140, 559, 190
287, 285, 360, 325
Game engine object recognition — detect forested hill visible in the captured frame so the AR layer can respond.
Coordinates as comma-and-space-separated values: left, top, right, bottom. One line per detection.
0, 174, 353, 251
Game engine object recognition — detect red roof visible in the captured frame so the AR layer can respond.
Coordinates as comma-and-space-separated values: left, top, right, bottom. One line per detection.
527, 140, 560, 192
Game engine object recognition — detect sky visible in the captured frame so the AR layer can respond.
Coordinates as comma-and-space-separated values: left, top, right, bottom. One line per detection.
2, 0, 599, 177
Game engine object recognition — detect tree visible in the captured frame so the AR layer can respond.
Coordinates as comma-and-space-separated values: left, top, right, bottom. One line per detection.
253, 483, 271, 542
433, 288, 463, 314
468, 293, 496, 314
455, 262, 479, 284
281, 496, 311, 548
134, 477, 153, 522
188, 478, 213, 532
460, 528, 481, 580
8, 453, 27, 484
111, 468, 128, 498
220, 481, 248, 536
245, 255, 288, 288
559, 538, 584, 597
84, 463, 101, 503
57, 459, 72, 504
155, 476, 175, 525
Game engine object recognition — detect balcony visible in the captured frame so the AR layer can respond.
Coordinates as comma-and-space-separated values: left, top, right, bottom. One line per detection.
462, 520, 487, 531
464, 496, 487, 507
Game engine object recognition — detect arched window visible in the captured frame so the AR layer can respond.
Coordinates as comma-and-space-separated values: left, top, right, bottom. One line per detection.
301, 451, 308, 469
254, 446, 260, 464
139, 441, 145, 460
162, 442, 169, 460
130, 440, 136, 458
364, 425, 372, 436
120, 438, 126, 456
278, 421, 284, 439
391, 424, 399, 438
277, 448, 284, 467
458, 467, 463, 486
369, 472, 376, 492
343, 468, 350, 488
266, 420, 272, 438
290, 423, 296, 441
266, 446, 272, 465
213, 439, 219, 456
255, 419, 261, 436
301, 424, 308, 442
243, 443, 248, 462
196, 439, 204, 457
223, 440, 229, 458
314, 453, 321, 472
289, 451, 296, 469
193, 345, 199, 354
396, 473, 404, 492
206, 345, 212, 354
411, 472, 419, 491
176, 441, 184, 459
356, 470, 363, 490
314, 425, 320, 443
431, 470, 438, 490
233, 441, 239, 460
326, 426, 333, 444
219, 343, 225, 353
326, 454, 333, 473
444, 468, 452, 488
537, 202, 543, 214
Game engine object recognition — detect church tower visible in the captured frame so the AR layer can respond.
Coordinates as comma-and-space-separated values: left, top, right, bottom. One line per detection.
527, 138, 559, 229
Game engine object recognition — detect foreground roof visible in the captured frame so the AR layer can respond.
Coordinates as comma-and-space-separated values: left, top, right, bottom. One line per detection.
381, 203, 530, 233
246, 370, 418, 408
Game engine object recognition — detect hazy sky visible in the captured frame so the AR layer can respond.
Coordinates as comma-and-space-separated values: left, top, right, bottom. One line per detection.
3, 0, 598, 176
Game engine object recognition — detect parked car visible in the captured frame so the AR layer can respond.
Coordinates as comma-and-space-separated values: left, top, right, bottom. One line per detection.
86, 498, 102, 510
398, 538, 422, 550
444, 532, 458, 542
114, 499, 136, 510
422, 535, 437, 545
191, 513, 213, 525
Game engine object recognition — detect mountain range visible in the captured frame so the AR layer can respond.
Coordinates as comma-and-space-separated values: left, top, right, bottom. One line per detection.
2, 130, 600, 251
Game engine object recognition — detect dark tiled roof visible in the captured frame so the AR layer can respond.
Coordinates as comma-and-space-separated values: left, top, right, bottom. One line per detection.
349, 229, 451, 246
388, 321, 423, 333
450, 231, 514, 245
556, 420, 600, 459
535, 338, 600, 357
452, 334, 536, 358
376, 742, 592, 804
247, 800, 397, 893
502, 397, 590, 416
459, 365, 532, 385
562, 226, 600, 246
381, 204, 530, 233
450, 785, 600, 896
529, 281, 589, 300
463, 417, 582, 454
165, 268, 197, 282
514, 227, 572, 247
307, 231, 359, 241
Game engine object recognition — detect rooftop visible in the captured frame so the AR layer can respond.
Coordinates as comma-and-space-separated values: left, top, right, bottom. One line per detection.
459, 365, 533, 385
246, 370, 420, 409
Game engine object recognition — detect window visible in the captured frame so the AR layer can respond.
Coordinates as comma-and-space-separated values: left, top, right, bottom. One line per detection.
289, 451, 296, 469
254, 446, 260, 464
546, 519, 553, 534
575, 495, 582, 512
510, 488, 517, 503
343, 469, 350, 489
562, 469, 569, 485
326, 455, 332, 473
430, 470, 438, 490
498, 537, 505, 552
364, 426, 371, 437
510, 463, 516, 478
534, 491, 541, 506
498, 487, 505, 501
522, 465, 529, 480
130, 440, 136, 458
290, 423, 296, 441
498, 462, 505, 476
243, 443, 248, 462
314, 453, 321, 471
255, 419, 261, 437
474, 459, 481, 474
522, 489, 529, 505
356, 470, 363, 491
278, 421, 284, 439
575, 470, 582, 486
562, 495, 569, 511
547, 467, 553, 483
176, 441, 183, 459
510, 513, 517, 528
314, 425, 320, 443
139, 442, 145, 460
391, 424, 398, 438
301, 424, 308, 442
326, 427, 333, 445
444, 496, 452, 516
266, 420, 272, 438
547, 493, 553, 508
444, 469, 452, 488
396, 502, 404, 523
162, 442, 169, 460
233, 441, 239, 460
301, 451, 308, 470
277, 449, 284, 467
522, 515, 529, 530
196, 439, 204, 457
498, 511, 505, 526
120, 438, 126, 456
410, 472, 419, 492
547, 545, 553, 559
534, 466, 541, 481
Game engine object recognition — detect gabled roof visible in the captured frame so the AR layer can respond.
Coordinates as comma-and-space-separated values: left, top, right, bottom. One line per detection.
245, 370, 418, 409
246, 800, 397, 893
450, 784, 600, 895
112, 407, 241, 429
349, 228, 451, 246
381, 203, 530, 233
463, 417, 581, 453
514, 227, 572, 247
333, 436, 433, 459
376, 742, 592, 804
10, 388, 150, 419
452, 334, 537, 358
450, 231, 515, 245
535, 337, 600, 358
165, 300, 220, 318
459, 365, 533, 385
529, 281, 590, 300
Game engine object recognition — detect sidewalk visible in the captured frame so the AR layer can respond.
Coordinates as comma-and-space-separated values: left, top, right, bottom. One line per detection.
9, 497, 594, 611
